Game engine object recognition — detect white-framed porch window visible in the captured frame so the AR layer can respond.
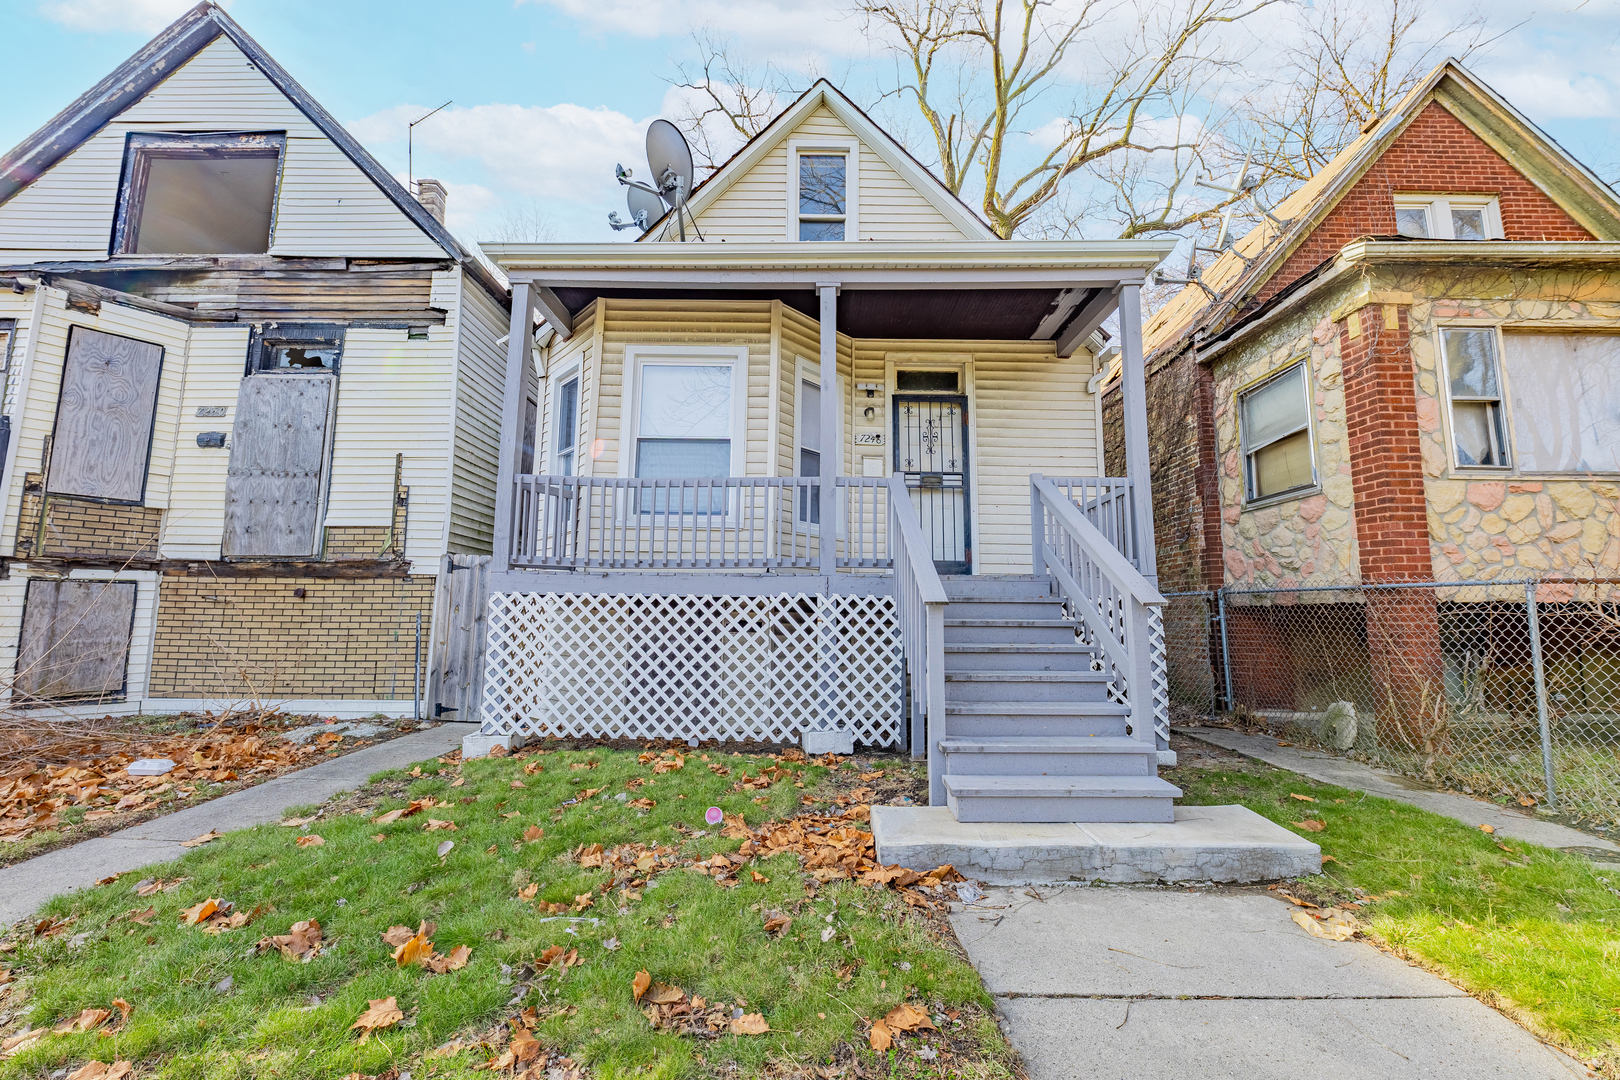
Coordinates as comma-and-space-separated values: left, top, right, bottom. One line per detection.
787, 138, 858, 241
552, 370, 580, 475
623, 345, 747, 513
1393, 194, 1503, 240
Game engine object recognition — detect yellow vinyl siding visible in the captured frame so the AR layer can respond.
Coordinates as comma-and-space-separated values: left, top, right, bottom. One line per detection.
689, 105, 971, 244
0, 37, 443, 262
447, 271, 510, 554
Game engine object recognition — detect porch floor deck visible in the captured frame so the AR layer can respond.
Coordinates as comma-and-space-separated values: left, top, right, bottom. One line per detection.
871, 804, 1320, 884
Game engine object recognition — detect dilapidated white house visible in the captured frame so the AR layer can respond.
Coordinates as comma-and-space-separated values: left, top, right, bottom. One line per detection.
477, 83, 1183, 824
0, 3, 509, 714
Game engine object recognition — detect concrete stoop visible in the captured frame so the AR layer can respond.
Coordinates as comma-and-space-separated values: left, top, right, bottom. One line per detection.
871, 804, 1320, 884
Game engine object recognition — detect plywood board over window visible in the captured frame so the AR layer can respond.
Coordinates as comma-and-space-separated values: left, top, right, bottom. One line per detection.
223, 377, 332, 557
15, 579, 137, 702
46, 326, 164, 503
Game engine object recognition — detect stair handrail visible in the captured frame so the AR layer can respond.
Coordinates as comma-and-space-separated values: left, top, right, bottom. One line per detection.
1030, 474, 1166, 749
888, 473, 949, 805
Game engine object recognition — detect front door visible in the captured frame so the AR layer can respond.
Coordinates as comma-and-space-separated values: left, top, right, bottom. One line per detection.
894, 394, 970, 574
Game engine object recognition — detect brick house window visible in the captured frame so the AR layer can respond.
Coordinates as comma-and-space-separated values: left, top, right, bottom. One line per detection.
1393, 195, 1502, 240
1441, 328, 1509, 467
1239, 362, 1315, 502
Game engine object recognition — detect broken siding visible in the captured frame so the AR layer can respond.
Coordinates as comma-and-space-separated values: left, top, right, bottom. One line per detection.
0, 36, 443, 262
689, 105, 970, 242
448, 270, 509, 554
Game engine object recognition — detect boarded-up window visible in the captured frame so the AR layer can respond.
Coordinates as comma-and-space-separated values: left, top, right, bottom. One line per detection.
15, 579, 137, 702
46, 327, 164, 503
223, 377, 332, 557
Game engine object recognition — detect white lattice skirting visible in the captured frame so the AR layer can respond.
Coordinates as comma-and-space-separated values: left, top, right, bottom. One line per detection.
481, 592, 904, 747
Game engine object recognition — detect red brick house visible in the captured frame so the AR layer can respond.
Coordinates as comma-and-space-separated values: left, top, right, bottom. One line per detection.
1113, 61, 1620, 728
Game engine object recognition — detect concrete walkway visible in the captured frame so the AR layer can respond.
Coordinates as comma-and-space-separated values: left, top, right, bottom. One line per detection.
1179, 726, 1619, 857
953, 886, 1587, 1079
1, 723, 477, 926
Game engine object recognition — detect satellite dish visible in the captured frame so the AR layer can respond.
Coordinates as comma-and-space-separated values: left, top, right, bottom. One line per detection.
627, 185, 664, 231
646, 119, 695, 208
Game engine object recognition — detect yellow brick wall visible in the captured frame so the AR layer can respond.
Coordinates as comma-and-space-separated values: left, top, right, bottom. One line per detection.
149, 575, 436, 699
14, 477, 163, 560
324, 526, 391, 558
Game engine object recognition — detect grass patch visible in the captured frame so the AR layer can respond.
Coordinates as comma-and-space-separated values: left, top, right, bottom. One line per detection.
0, 746, 1012, 1079
1168, 752, 1620, 1073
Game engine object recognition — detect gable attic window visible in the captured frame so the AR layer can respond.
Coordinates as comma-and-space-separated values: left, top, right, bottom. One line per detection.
113, 132, 285, 255
1239, 362, 1316, 503
791, 143, 855, 241
1393, 195, 1502, 240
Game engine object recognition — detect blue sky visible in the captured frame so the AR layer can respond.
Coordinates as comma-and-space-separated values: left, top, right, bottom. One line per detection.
4, 0, 1618, 248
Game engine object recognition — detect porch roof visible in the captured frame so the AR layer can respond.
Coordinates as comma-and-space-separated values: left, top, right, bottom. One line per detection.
481, 239, 1176, 348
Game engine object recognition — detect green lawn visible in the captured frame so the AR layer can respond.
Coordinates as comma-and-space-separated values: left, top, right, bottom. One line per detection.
0, 746, 1014, 1080
1168, 753, 1620, 1074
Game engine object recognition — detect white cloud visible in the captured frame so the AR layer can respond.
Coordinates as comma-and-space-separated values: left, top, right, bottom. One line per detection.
37, 0, 231, 33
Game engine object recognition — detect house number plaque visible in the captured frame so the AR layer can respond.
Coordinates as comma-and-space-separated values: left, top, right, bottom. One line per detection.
853, 431, 884, 445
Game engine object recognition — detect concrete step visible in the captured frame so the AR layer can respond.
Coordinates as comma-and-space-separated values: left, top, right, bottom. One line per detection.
942, 773, 1183, 823
945, 670, 1113, 702
945, 596, 1069, 620
944, 618, 1079, 645
942, 575, 1051, 600
939, 735, 1156, 776
944, 701, 1131, 739
944, 644, 1100, 672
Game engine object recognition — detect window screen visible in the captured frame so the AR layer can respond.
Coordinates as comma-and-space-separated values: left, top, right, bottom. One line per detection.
1240, 364, 1314, 500
117, 133, 284, 255
1501, 333, 1620, 473
635, 363, 732, 512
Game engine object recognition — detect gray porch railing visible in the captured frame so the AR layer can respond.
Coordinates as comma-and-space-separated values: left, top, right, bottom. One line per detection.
1049, 476, 1138, 570
889, 474, 949, 797
510, 474, 892, 572
1031, 474, 1166, 751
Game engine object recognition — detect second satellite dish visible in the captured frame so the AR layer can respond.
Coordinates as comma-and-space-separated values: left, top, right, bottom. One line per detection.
646, 119, 695, 208
626, 185, 665, 230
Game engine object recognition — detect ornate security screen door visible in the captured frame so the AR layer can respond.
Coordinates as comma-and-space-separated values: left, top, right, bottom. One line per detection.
893, 394, 971, 574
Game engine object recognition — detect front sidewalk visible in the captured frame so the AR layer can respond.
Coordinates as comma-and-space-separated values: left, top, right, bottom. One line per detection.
0, 723, 478, 926
953, 885, 1588, 1079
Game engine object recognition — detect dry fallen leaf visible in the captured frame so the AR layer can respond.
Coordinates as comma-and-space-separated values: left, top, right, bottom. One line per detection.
2, 1028, 48, 1055
632, 970, 651, 1002
869, 1019, 892, 1052
1291, 907, 1358, 941
371, 833, 387, 843
180, 899, 222, 925
523, 825, 544, 843
1293, 819, 1326, 832
112, 998, 133, 1024
54, 1007, 113, 1034
645, 983, 685, 1006
393, 929, 435, 968
259, 918, 323, 961
180, 829, 222, 848
423, 819, 457, 832
883, 1003, 936, 1033
425, 944, 472, 974
762, 913, 792, 937
295, 834, 324, 848
730, 1013, 769, 1035
67, 1061, 133, 1080
126, 907, 155, 925
1275, 892, 1319, 909
518, 883, 539, 900
1288, 793, 1317, 803
1479, 823, 1496, 835
280, 814, 319, 828
349, 996, 403, 1040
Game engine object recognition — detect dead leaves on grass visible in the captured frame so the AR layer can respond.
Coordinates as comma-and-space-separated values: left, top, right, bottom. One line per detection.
177, 897, 258, 933
349, 996, 403, 1040
629, 972, 768, 1038
66, 1061, 133, 1080
869, 1003, 935, 1051
257, 918, 323, 961
382, 921, 471, 974
179, 829, 221, 848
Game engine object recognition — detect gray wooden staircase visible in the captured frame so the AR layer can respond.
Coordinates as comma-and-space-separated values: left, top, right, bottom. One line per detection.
937, 575, 1180, 823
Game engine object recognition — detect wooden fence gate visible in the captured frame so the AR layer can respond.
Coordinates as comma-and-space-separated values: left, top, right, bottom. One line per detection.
429, 554, 491, 721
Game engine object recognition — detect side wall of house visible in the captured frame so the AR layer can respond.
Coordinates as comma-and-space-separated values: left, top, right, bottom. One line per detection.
447, 272, 512, 554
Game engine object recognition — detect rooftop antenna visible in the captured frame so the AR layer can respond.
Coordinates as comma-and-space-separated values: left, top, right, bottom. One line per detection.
608, 118, 701, 240
408, 99, 453, 196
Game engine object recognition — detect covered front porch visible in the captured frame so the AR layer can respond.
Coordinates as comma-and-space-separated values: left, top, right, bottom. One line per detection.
471, 240, 1177, 823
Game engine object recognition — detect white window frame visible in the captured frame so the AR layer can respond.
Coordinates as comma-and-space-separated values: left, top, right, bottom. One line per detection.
786, 138, 858, 242
549, 365, 581, 476
621, 344, 748, 487
1237, 360, 1319, 506
1393, 194, 1504, 240
1437, 323, 1513, 473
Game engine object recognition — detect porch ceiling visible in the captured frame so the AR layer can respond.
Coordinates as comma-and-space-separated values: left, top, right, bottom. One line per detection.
551, 286, 1074, 340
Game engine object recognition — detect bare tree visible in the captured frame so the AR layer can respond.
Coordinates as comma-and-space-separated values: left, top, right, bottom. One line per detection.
487, 199, 557, 244
1247, 0, 1497, 184
667, 30, 803, 175
855, 0, 1281, 239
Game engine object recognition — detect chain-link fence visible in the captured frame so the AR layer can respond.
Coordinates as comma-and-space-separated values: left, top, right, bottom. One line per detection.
1163, 580, 1620, 831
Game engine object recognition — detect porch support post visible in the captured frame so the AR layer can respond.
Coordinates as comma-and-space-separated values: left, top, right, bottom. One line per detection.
491, 281, 538, 575
817, 283, 840, 576
1117, 283, 1158, 582
805, 282, 853, 756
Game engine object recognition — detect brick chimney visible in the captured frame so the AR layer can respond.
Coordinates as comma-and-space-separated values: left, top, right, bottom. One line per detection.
416, 179, 447, 224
